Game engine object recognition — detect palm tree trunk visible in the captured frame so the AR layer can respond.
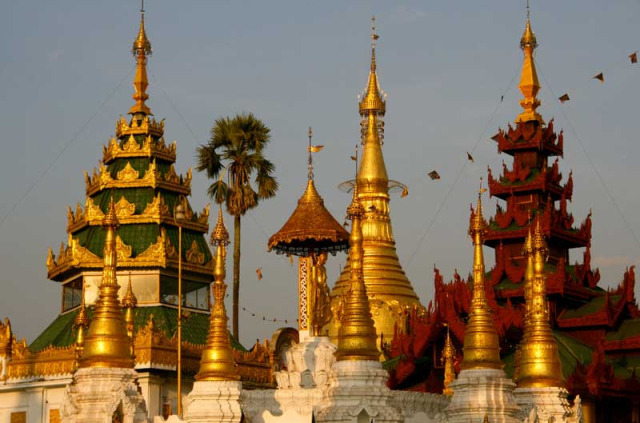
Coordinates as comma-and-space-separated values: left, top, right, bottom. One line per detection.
233, 215, 241, 339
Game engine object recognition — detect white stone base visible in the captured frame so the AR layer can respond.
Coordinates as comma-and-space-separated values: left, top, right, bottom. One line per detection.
242, 388, 323, 423
315, 360, 402, 423
275, 336, 336, 390
514, 386, 581, 423
61, 367, 147, 423
445, 368, 521, 423
183, 380, 243, 423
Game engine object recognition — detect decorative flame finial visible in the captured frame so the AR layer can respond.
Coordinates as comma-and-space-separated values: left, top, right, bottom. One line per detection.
514, 214, 564, 387
79, 197, 133, 368
461, 183, 502, 369
516, 0, 542, 124
129, 1, 152, 116
197, 207, 239, 381
359, 16, 385, 119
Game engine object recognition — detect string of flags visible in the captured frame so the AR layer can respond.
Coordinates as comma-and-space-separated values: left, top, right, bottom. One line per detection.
557, 51, 637, 104
241, 305, 296, 325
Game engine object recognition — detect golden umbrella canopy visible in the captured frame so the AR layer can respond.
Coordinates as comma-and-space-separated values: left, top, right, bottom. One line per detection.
268, 178, 349, 256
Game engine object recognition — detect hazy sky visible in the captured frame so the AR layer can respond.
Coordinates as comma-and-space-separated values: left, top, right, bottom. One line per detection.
1, 0, 640, 347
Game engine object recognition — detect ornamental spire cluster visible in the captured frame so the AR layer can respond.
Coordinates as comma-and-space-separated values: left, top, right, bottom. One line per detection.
79, 198, 134, 369
196, 207, 239, 381
336, 182, 379, 361
516, 5, 543, 124
514, 216, 564, 387
461, 186, 502, 369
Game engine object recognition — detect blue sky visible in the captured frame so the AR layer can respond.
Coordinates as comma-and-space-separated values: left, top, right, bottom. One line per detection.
1, 0, 639, 346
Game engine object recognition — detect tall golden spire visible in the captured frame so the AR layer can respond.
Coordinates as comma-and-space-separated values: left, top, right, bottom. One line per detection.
196, 207, 239, 381
441, 325, 456, 396
79, 198, 133, 368
336, 181, 379, 361
514, 215, 563, 387
129, 2, 152, 116
515, 2, 543, 124
328, 17, 421, 346
461, 185, 502, 369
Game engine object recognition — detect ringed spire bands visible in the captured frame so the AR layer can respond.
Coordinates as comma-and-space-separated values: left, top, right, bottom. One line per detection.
327, 18, 422, 348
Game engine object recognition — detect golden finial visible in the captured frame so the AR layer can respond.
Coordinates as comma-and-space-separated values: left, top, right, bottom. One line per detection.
461, 184, 501, 369
516, 0, 542, 124
336, 164, 379, 361
129, 1, 152, 116
79, 197, 133, 368
122, 273, 137, 355
196, 206, 239, 380
514, 214, 564, 388
210, 206, 230, 246
441, 324, 456, 396
359, 16, 386, 117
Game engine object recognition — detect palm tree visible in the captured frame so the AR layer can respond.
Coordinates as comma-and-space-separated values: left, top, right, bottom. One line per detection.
196, 113, 278, 339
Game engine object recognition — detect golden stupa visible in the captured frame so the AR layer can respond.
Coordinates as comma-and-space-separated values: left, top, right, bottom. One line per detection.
335, 182, 379, 361
327, 18, 422, 346
514, 217, 564, 388
461, 188, 502, 370
79, 198, 133, 369
196, 207, 240, 381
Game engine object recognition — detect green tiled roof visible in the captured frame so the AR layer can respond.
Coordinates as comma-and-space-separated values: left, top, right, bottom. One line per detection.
606, 318, 640, 341
561, 295, 617, 320
74, 223, 211, 263
93, 188, 156, 214
29, 305, 245, 353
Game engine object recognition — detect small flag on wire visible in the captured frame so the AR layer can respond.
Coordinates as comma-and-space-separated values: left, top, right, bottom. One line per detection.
467, 152, 474, 163
558, 93, 570, 104
593, 73, 604, 84
373, 34, 380, 41
308, 145, 324, 153
256, 268, 263, 280
428, 170, 441, 180
350, 155, 357, 161
630, 52, 638, 64
401, 186, 409, 198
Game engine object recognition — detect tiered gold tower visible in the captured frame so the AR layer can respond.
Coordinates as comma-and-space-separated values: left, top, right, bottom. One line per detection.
336, 184, 379, 361
441, 326, 456, 396
195, 207, 239, 381
79, 198, 133, 369
328, 18, 421, 345
461, 189, 502, 369
514, 217, 564, 387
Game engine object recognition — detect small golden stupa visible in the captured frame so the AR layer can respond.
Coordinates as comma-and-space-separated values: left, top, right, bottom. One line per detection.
461, 187, 502, 370
196, 207, 239, 381
514, 216, 564, 388
79, 198, 133, 369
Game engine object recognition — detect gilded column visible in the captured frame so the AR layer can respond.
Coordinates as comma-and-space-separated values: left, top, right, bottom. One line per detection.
195, 207, 239, 381
79, 197, 133, 369
441, 325, 456, 396
461, 189, 502, 369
